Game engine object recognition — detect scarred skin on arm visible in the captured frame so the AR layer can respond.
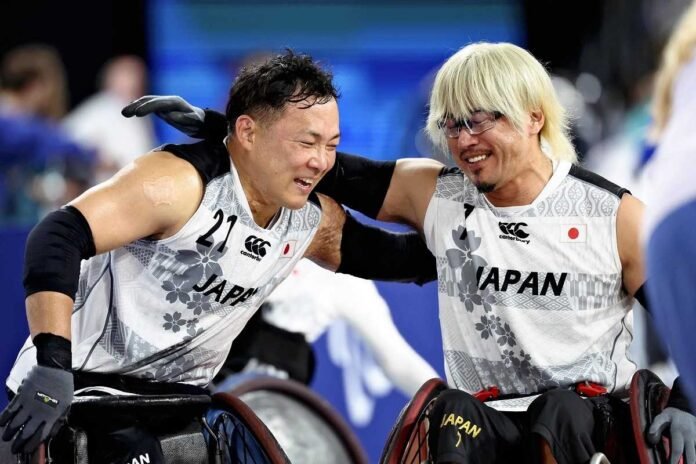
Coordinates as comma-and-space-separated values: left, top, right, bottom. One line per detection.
143, 176, 176, 206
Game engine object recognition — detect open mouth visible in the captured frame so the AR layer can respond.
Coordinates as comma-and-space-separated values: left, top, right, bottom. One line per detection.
465, 153, 491, 164
294, 177, 314, 190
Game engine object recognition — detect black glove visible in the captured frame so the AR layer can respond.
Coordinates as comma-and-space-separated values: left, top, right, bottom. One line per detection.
647, 407, 696, 464
0, 365, 74, 454
122, 95, 206, 138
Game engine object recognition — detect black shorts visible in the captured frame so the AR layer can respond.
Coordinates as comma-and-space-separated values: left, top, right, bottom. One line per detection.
428, 388, 635, 464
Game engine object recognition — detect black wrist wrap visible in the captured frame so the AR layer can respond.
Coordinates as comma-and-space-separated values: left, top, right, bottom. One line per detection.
34, 333, 72, 372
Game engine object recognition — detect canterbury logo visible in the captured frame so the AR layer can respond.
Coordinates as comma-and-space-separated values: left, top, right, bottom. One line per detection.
498, 222, 529, 238
242, 235, 271, 260
498, 222, 530, 244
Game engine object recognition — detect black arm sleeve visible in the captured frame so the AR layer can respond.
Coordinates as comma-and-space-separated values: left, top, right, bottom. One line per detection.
337, 211, 436, 285
197, 109, 229, 140
23, 205, 96, 298
315, 152, 396, 219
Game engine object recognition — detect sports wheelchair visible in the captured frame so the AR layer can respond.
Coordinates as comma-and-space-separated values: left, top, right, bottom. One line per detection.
1, 391, 289, 464
380, 371, 681, 464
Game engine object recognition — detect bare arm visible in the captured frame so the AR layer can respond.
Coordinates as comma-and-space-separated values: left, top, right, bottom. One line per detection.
617, 193, 646, 296
26, 151, 204, 339
378, 158, 443, 231
304, 194, 345, 270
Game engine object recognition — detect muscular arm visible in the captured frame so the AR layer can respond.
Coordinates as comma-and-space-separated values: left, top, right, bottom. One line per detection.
378, 158, 443, 230
26, 151, 204, 339
616, 193, 646, 297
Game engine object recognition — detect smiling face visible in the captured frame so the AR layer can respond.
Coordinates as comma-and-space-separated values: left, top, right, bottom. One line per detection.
446, 111, 542, 193
237, 97, 340, 216
426, 42, 577, 194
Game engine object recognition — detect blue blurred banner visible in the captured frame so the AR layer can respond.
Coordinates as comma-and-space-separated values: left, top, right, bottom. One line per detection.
149, 0, 524, 160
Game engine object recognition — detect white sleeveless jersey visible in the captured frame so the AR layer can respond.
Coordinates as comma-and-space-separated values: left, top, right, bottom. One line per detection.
8, 140, 321, 390
423, 160, 636, 398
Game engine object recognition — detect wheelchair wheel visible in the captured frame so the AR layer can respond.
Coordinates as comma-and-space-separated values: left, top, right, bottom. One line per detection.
229, 377, 368, 464
212, 392, 291, 464
630, 369, 673, 464
380, 378, 447, 464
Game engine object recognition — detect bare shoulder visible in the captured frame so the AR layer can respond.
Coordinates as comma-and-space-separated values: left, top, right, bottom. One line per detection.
70, 151, 205, 252
617, 193, 645, 226
381, 157, 444, 229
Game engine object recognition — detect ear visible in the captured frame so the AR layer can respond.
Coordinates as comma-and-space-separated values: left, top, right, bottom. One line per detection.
529, 110, 545, 136
234, 115, 256, 150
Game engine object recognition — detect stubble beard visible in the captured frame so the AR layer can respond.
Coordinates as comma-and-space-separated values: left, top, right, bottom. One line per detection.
475, 182, 496, 193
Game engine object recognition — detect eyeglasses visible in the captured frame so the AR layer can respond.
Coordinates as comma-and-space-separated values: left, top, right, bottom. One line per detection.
437, 111, 503, 138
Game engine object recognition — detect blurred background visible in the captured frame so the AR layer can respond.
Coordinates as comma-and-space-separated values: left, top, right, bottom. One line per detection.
1, 0, 690, 461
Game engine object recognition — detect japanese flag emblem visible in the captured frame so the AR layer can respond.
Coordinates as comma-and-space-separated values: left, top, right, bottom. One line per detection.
561, 224, 586, 243
281, 240, 297, 258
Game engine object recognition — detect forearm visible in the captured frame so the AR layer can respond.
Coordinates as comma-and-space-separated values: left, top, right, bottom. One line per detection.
27, 292, 73, 340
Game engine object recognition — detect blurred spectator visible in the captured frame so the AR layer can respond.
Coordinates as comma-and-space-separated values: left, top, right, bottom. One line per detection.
0, 44, 93, 225
643, 0, 696, 405
64, 55, 155, 181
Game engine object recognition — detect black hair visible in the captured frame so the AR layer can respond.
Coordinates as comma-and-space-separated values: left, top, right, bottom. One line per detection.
225, 50, 339, 131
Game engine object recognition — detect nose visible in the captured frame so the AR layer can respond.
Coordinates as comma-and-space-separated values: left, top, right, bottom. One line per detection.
456, 129, 479, 149
308, 147, 333, 173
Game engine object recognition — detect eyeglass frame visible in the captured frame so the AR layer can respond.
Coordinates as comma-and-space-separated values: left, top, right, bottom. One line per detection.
436, 110, 503, 138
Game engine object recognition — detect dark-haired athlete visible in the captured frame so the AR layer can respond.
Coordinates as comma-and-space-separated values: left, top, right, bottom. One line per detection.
0, 51, 435, 461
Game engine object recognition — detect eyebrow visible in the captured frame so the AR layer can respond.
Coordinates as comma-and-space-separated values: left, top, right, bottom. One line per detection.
307, 130, 341, 141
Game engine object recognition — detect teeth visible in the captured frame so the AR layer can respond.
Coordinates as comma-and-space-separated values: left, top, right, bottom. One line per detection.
297, 178, 313, 186
467, 154, 487, 163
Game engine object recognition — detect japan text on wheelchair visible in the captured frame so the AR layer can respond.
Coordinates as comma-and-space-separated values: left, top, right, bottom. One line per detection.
381, 370, 680, 464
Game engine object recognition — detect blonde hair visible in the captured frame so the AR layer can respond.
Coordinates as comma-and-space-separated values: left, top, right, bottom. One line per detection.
652, 0, 696, 136
426, 42, 577, 163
